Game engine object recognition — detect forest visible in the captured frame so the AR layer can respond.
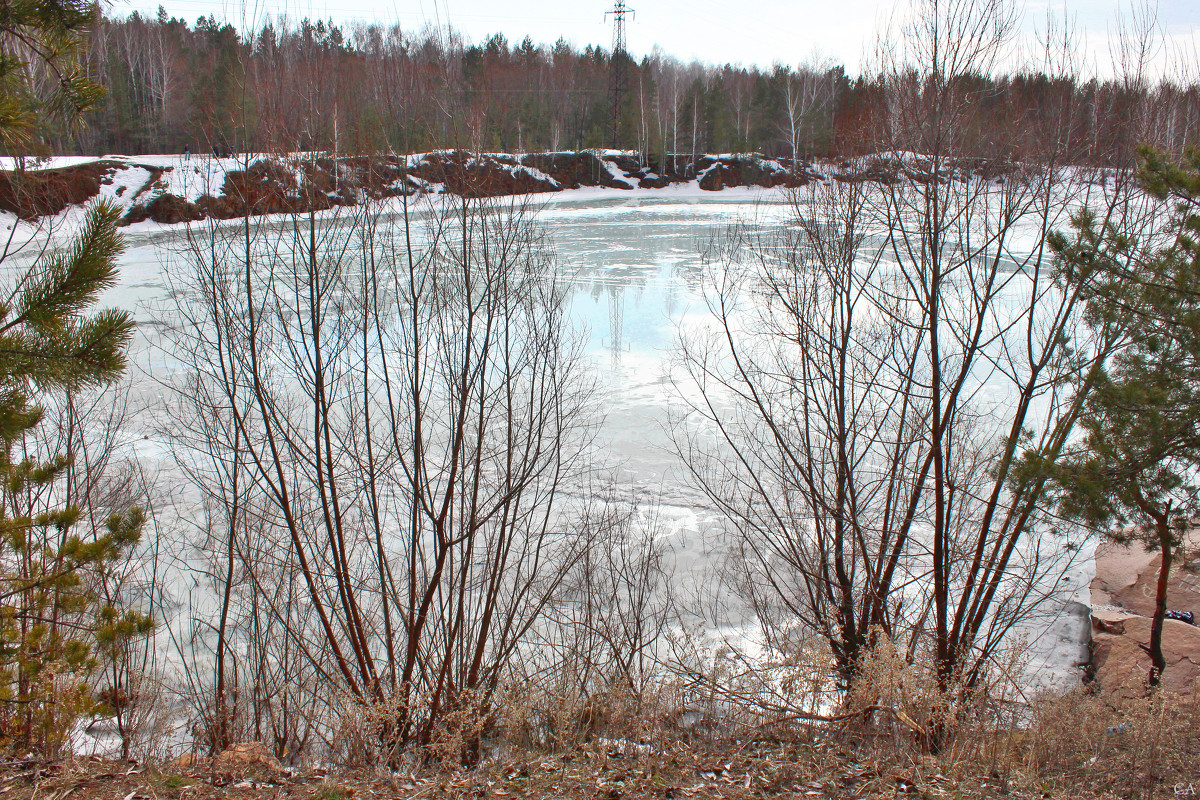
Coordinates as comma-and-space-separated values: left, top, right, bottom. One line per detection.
47, 7, 1200, 167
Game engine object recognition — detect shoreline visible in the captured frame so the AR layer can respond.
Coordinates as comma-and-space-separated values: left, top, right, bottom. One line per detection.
0, 150, 812, 231
0, 149, 1075, 235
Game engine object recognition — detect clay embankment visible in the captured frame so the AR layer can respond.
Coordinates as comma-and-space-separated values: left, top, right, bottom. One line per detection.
0, 150, 1022, 226
0, 159, 168, 220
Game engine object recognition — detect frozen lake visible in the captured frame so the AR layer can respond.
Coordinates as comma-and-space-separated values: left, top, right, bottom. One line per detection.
115, 192, 794, 588
103, 189, 1091, 698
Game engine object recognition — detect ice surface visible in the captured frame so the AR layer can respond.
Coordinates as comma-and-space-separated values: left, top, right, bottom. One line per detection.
20, 186, 1103, 706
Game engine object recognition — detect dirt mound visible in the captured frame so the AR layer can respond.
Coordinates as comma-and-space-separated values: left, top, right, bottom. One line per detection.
831, 157, 902, 184
521, 152, 632, 190
696, 155, 809, 191
0, 160, 143, 219
9, 151, 960, 227
411, 151, 561, 197
123, 192, 204, 225
331, 155, 417, 197
637, 172, 671, 188
218, 159, 325, 218
952, 157, 1020, 182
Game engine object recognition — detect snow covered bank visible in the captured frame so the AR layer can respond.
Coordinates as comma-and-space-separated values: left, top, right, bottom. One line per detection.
0, 150, 819, 229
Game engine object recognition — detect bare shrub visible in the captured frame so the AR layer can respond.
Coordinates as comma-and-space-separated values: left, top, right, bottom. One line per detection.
160, 185, 604, 764
671, 0, 1165, 751
495, 493, 684, 751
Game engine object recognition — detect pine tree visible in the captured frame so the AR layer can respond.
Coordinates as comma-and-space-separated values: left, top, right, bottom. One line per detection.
1041, 145, 1200, 688
0, 0, 106, 153
0, 0, 149, 755
0, 200, 151, 754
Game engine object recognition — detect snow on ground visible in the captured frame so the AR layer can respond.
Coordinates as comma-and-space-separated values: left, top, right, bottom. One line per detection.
510, 161, 561, 186
0, 151, 803, 242
1, 150, 1112, 246
596, 156, 638, 188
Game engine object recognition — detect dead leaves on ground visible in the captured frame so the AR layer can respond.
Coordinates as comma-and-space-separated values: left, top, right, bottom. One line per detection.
0, 742, 1161, 800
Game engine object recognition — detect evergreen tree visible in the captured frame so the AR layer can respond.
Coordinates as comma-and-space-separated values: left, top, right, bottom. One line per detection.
0, 202, 151, 755
0, 0, 105, 153
0, 0, 149, 755
1041, 145, 1200, 688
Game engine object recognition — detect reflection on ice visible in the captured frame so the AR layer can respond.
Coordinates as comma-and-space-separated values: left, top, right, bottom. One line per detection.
104, 189, 1091, 698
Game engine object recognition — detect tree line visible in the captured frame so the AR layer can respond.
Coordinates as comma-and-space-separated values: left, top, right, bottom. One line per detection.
22, 7, 1189, 166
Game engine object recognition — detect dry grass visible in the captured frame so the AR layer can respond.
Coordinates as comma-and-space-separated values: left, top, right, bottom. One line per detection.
1021, 687, 1200, 797
7, 643, 1200, 800
0, 740, 1081, 800
7, 684, 1199, 800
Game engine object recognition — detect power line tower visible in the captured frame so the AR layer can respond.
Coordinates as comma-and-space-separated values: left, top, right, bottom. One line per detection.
608, 285, 624, 367
605, 0, 633, 150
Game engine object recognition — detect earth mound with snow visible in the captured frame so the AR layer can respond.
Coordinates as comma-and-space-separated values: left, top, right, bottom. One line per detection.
0, 150, 821, 228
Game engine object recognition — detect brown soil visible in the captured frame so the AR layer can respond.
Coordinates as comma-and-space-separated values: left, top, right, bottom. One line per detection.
221, 160, 330, 218
638, 173, 672, 189
410, 152, 562, 197
11, 152, 1024, 227
5, 736, 1179, 800
695, 156, 809, 191
0, 161, 162, 220
830, 158, 902, 185
122, 193, 204, 225
522, 152, 629, 190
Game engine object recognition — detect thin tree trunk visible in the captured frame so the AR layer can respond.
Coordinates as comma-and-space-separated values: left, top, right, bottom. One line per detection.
1148, 513, 1173, 688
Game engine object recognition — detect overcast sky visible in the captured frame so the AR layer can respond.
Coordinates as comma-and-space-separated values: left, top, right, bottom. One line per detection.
106, 0, 1197, 77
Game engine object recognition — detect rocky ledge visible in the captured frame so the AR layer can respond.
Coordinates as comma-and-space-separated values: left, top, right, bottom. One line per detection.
1087, 528, 1200, 698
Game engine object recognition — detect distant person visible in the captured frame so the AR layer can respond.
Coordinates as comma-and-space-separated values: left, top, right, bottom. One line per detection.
183, 143, 190, 161
213, 144, 221, 159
